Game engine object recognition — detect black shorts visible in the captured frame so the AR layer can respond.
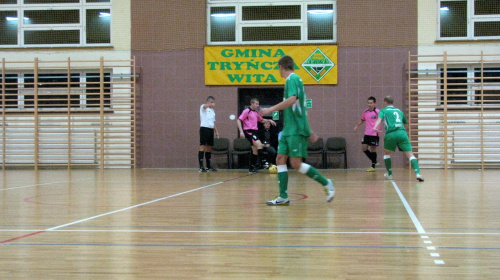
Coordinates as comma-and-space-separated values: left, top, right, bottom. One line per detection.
244, 130, 260, 145
362, 135, 379, 146
200, 127, 214, 146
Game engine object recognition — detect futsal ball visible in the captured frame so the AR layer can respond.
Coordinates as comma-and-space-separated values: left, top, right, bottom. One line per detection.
268, 164, 277, 174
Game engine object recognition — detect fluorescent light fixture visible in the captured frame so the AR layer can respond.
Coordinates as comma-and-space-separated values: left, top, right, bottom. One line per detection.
211, 13, 236, 18
307, 9, 334, 15
6, 17, 29, 21
99, 12, 111, 17
440, 7, 449, 11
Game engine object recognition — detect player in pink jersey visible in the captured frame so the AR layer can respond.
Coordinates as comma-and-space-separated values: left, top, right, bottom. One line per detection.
353, 96, 380, 172
237, 98, 276, 173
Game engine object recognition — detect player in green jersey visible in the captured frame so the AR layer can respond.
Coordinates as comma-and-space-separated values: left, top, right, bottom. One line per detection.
259, 55, 335, 205
374, 96, 424, 181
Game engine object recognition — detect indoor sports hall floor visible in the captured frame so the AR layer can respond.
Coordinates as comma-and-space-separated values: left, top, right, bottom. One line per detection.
0, 168, 498, 279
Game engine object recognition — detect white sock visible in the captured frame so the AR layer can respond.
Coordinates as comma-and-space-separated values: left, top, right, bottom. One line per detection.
277, 165, 288, 173
298, 163, 311, 174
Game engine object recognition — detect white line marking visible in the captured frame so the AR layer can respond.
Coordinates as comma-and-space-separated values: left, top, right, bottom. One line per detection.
391, 181, 426, 233
424, 240, 432, 244
46, 181, 223, 231
430, 253, 440, 257
421, 236, 429, 239
1, 229, 500, 235
434, 260, 445, 264
427, 246, 436, 250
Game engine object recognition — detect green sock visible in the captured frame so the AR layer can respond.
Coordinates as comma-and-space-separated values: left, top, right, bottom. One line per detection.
277, 171, 288, 199
306, 166, 329, 186
410, 158, 420, 174
384, 157, 392, 175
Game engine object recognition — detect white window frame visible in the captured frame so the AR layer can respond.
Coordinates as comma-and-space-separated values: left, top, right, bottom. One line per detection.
438, 0, 500, 40
440, 65, 500, 106
207, 0, 337, 45
1, 70, 112, 111
0, 0, 111, 48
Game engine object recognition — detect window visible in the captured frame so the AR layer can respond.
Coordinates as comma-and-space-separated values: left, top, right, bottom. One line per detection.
0, 72, 111, 110
207, 0, 336, 45
439, 0, 500, 40
0, 0, 111, 47
440, 66, 500, 105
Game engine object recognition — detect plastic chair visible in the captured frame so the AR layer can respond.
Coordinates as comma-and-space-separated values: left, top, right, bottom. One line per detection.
324, 137, 347, 169
211, 137, 230, 169
307, 137, 325, 169
231, 138, 252, 169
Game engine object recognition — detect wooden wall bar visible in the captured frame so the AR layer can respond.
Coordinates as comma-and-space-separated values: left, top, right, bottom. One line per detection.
408, 52, 500, 169
0, 57, 136, 168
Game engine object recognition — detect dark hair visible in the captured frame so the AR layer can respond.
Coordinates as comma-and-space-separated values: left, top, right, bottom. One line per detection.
207, 96, 215, 101
368, 96, 376, 103
384, 95, 394, 104
278, 55, 294, 71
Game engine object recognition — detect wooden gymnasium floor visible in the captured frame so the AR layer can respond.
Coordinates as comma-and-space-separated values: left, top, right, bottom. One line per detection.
0, 167, 499, 279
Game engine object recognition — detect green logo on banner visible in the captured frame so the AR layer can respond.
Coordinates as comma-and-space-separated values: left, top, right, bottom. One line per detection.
301, 48, 335, 82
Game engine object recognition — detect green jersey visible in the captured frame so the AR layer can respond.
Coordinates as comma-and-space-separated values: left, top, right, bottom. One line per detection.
378, 106, 407, 134
281, 73, 311, 137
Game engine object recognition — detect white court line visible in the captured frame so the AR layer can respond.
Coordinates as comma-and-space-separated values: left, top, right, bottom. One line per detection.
391, 181, 426, 234
2, 229, 500, 235
46, 181, 224, 231
1, 178, 92, 191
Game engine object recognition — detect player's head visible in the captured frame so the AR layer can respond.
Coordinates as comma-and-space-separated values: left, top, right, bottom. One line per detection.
250, 98, 260, 110
367, 96, 376, 109
263, 121, 271, 129
278, 55, 295, 78
206, 96, 215, 107
384, 96, 394, 105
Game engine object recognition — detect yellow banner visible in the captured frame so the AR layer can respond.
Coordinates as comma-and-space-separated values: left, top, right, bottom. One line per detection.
204, 45, 338, 85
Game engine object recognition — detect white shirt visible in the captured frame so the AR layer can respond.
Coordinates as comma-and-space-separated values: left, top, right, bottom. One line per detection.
200, 104, 216, 128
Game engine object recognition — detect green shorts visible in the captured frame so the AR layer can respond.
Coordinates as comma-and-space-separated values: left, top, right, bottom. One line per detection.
384, 130, 412, 152
277, 135, 308, 158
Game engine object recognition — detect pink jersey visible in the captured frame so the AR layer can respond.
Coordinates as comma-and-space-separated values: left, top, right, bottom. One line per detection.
239, 108, 263, 130
361, 108, 379, 136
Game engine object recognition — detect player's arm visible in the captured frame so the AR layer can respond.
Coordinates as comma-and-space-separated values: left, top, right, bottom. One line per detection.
373, 117, 383, 133
237, 119, 245, 138
353, 119, 364, 131
260, 119, 276, 126
214, 124, 219, 138
308, 130, 319, 143
259, 95, 297, 116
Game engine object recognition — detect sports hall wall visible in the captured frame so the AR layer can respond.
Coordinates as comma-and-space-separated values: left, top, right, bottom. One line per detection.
131, 0, 417, 169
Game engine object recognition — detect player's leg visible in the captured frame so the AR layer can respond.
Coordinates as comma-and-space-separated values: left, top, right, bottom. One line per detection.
245, 131, 258, 172
266, 138, 290, 205
399, 134, 423, 181
198, 128, 208, 172
253, 139, 266, 169
290, 136, 335, 202
369, 136, 379, 167
368, 146, 378, 168
383, 149, 393, 179
204, 129, 216, 171
198, 145, 206, 172
361, 137, 372, 163
383, 133, 397, 179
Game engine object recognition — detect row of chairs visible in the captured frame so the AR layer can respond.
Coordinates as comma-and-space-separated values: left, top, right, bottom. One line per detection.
211, 138, 251, 169
307, 137, 347, 169
212, 137, 347, 169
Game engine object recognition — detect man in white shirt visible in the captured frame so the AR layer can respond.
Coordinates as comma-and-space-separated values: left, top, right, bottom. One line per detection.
199, 96, 219, 172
